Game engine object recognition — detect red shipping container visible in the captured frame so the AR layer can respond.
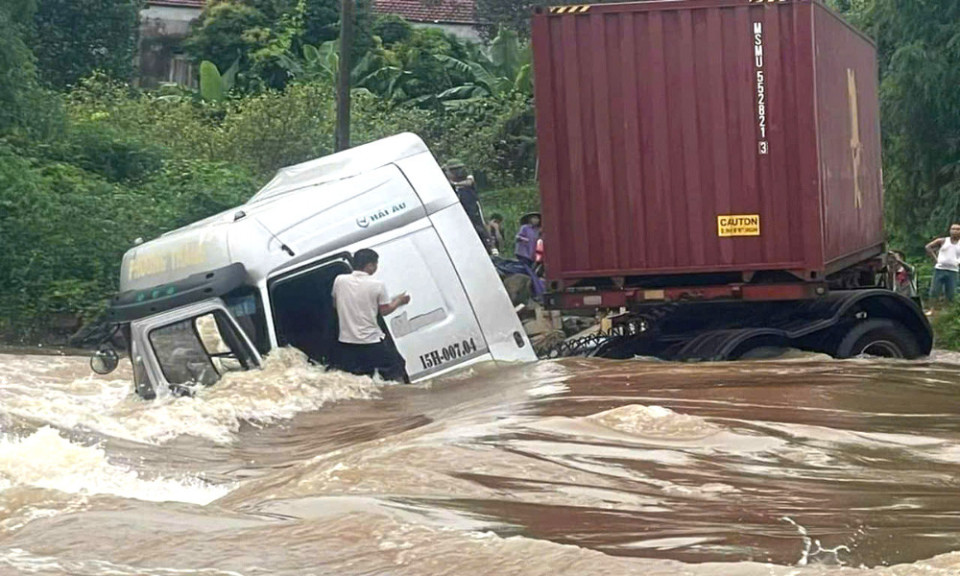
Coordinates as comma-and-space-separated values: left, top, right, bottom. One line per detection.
532, 0, 882, 285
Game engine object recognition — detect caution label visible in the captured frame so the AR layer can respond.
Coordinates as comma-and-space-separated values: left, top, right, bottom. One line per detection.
718, 214, 761, 237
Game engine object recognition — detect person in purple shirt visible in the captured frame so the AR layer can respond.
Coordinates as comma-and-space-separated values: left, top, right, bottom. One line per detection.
514, 213, 545, 298
515, 212, 541, 266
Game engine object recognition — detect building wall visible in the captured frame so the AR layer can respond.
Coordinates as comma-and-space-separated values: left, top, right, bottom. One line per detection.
411, 22, 482, 43
139, 5, 202, 88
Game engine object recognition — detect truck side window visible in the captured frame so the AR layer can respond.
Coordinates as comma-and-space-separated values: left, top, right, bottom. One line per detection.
223, 289, 270, 355
195, 313, 249, 374
149, 318, 220, 387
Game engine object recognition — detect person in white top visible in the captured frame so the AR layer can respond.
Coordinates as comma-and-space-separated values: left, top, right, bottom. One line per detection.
925, 224, 960, 302
332, 249, 411, 380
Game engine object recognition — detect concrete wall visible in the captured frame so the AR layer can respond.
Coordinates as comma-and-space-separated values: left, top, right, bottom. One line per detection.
411, 21, 482, 43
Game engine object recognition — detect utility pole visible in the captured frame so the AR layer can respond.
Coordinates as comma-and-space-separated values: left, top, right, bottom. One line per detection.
335, 0, 355, 152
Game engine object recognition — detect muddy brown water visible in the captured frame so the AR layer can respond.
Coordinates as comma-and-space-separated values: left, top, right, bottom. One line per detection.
2, 348, 960, 575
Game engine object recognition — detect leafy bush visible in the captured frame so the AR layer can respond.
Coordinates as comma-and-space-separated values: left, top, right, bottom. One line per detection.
62, 74, 536, 186
930, 305, 960, 351
218, 82, 336, 174
428, 95, 536, 189
0, 146, 130, 338
51, 119, 164, 183
0, 140, 258, 341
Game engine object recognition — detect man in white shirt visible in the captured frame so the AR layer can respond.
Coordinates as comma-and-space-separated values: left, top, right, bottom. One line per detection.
332, 249, 410, 380
926, 224, 960, 302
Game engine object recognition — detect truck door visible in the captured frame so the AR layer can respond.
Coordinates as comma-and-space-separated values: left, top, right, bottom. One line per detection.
368, 224, 490, 380
269, 234, 490, 382
131, 300, 261, 397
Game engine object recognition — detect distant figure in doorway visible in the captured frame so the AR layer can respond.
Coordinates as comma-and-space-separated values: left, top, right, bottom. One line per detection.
926, 224, 960, 302
332, 249, 410, 381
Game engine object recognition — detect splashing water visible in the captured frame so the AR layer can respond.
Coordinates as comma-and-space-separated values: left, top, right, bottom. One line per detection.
0, 427, 228, 504
1, 353, 960, 574
0, 348, 382, 445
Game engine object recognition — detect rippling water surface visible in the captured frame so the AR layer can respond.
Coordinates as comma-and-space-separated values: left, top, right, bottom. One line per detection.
3, 348, 960, 575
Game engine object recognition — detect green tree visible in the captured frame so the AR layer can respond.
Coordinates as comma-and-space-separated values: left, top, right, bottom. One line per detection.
303, 0, 374, 57
385, 27, 473, 100
475, 0, 539, 39
0, 0, 39, 133
840, 0, 960, 251
372, 13, 413, 46
32, 0, 141, 89
185, 1, 270, 75
186, 0, 374, 92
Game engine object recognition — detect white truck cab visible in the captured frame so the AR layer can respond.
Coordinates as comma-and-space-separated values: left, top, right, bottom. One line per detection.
98, 134, 536, 399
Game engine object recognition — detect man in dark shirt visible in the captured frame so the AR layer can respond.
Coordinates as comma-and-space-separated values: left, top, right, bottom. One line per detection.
443, 160, 494, 253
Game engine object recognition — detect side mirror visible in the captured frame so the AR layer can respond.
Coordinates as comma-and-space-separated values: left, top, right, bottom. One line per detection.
90, 347, 120, 375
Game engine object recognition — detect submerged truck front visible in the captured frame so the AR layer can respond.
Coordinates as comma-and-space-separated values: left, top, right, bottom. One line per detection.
97, 134, 536, 398
531, 0, 932, 360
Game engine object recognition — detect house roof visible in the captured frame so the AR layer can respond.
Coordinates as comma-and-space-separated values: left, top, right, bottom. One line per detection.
374, 0, 478, 25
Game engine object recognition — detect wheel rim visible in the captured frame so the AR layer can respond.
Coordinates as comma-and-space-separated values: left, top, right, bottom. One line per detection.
859, 340, 903, 358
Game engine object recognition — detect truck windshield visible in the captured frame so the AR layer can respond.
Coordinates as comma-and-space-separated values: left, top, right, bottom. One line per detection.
149, 311, 251, 388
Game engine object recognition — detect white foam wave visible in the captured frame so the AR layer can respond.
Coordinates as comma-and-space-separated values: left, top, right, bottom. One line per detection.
586, 405, 719, 440
0, 427, 229, 504
0, 548, 249, 576
0, 348, 382, 445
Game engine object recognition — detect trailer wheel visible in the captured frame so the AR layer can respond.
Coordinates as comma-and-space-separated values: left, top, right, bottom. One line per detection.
835, 319, 922, 359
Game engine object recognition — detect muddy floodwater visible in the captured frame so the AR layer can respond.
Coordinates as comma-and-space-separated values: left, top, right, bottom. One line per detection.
3, 349, 960, 575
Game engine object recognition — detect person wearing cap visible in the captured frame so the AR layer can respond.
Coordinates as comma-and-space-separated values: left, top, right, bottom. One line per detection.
443, 159, 494, 253
443, 158, 475, 190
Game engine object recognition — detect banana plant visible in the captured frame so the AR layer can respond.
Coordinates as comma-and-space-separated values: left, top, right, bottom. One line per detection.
432, 27, 532, 106
198, 59, 239, 102
280, 40, 415, 101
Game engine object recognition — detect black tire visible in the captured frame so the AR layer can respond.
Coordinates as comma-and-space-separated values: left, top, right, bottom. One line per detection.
835, 319, 922, 359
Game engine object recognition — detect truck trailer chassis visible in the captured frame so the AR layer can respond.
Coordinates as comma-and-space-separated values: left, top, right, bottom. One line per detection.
543, 288, 932, 362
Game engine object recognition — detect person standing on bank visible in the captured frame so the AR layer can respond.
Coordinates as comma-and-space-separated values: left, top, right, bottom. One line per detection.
515, 213, 541, 268
515, 212, 545, 298
332, 249, 410, 381
443, 159, 495, 253
926, 224, 960, 303
487, 213, 505, 256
